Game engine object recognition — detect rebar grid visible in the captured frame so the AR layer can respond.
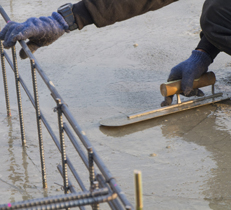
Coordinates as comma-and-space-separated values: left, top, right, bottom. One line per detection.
0, 5, 133, 210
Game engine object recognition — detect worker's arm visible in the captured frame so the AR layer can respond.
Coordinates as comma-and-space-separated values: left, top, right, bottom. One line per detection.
73, 0, 178, 29
0, 0, 178, 58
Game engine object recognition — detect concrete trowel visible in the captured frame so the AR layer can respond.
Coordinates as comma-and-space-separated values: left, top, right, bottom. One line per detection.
100, 71, 231, 126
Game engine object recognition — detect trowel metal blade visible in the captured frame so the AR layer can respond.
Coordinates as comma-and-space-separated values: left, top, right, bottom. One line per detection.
100, 92, 231, 127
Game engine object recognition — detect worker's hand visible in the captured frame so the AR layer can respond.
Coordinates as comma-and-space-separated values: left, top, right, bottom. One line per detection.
0, 12, 69, 59
161, 50, 212, 107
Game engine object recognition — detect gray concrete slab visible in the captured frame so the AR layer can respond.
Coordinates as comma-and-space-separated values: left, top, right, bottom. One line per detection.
1, 0, 231, 209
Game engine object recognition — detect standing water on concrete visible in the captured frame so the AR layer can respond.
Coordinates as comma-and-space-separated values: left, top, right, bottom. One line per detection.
1, 0, 231, 209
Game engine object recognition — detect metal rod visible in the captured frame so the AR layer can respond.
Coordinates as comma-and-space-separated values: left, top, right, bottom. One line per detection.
56, 98, 69, 194
64, 124, 123, 210
100, 172, 123, 208
93, 181, 100, 210
19, 194, 117, 210
62, 104, 134, 209
212, 84, 215, 95
0, 5, 11, 22
88, 147, 95, 187
66, 157, 87, 192
63, 122, 89, 168
177, 94, 181, 104
88, 148, 98, 210
31, 59, 47, 188
96, 174, 123, 210
57, 164, 76, 193
11, 46, 26, 146
57, 164, 86, 210
134, 170, 143, 210
0, 188, 110, 210
88, 147, 97, 210
0, 40, 11, 117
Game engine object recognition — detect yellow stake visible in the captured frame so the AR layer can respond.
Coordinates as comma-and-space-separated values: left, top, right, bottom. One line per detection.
134, 170, 143, 210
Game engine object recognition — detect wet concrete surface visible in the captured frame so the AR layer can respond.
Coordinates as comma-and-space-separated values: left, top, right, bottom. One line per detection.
1, 0, 231, 209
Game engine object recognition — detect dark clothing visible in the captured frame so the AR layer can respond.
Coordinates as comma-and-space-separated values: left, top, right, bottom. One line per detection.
72, 0, 178, 29
198, 0, 231, 59
196, 34, 220, 61
200, 0, 231, 55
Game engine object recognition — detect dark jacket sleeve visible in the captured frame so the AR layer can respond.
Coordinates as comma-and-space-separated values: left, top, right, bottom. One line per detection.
200, 0, 231, 56
196, 32, 220, 61
72, 0, 178, 29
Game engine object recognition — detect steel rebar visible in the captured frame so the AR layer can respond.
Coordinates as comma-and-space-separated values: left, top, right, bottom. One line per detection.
31, 59, 47, 188
88, 147, 95, 187
96, 174, 123, 210
56, 98, 69, 194
63, 122, 88, 168
92, 181, 100, 210
64, 123, 123, 210
57, 164, 86, 210
0, 188, 110, 210
0, 40, 11, 117
62, 104, 133, 209
11, 46, 26, 146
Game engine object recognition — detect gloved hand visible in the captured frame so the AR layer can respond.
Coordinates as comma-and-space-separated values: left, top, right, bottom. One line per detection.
0, 12, 69, 59
161, 50, 212, 107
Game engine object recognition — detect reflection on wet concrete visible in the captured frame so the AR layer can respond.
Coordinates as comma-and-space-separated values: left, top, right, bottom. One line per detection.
0, 115, 48, 203
161, 101, 231, 209
5, 117, 32, 202
100, 100, 231, 209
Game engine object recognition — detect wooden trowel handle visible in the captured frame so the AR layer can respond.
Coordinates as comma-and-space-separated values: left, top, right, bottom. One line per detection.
160, 71, 216, 97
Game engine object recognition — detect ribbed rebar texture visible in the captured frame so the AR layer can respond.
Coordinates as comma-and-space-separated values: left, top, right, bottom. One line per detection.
0, 188, 110, 210
56, 98, 69, 194
31, 59, 47, 188
0, 39, 11, 116
11, 46, 26, 146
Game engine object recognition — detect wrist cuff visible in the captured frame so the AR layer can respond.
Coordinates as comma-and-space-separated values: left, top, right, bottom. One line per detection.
196, 34, 220, 61
72, 1, 93, 30
52, 12, 69, 32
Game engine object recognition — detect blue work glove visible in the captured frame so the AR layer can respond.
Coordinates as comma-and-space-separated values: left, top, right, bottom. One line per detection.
161, 50, 212, 107
0, 12, 69, 59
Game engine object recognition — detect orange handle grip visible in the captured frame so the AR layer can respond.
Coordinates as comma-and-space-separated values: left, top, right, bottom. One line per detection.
160, 71, 216, 97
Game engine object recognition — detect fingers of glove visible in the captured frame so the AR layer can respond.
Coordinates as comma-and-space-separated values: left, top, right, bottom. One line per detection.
167, 65, 183, 82
3, 19, 42, 49
161, 96, 174, 107
19, 41, 40, 59
0, 22, 16, 40
2, 23, 27, 48
180, 73, 195, 96
180, 88, 204, 97
196, 89, 205, 97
